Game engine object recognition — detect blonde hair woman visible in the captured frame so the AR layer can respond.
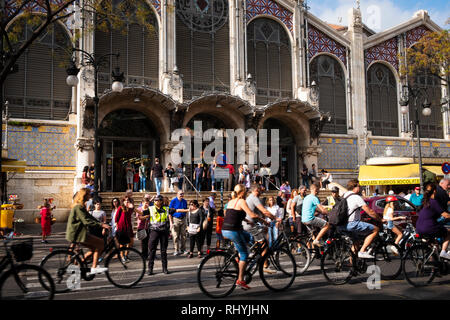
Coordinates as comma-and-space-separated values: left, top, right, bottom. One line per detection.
221, 184, 269, 290
383, 196, 406, 255
66, 188, 111, 274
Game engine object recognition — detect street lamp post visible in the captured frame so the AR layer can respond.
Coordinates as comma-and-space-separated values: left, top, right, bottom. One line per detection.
399, 85, 432, 191
66, 49, 124, 197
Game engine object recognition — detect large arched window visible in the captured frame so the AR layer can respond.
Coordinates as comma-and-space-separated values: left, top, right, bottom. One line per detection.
176, 0, 230, 100
4, 19, 72, 120
247, 18, 292, 105
411, 71, 443, 139
366, 63, 398, 136
310, 55, 347, 134
94, 1, 159, 93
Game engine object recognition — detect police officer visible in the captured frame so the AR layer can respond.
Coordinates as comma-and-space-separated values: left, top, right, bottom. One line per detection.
147, 195, 172, 275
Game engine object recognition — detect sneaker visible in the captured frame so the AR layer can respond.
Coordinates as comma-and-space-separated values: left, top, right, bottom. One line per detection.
390, 245, 399, 256
236, 280, 251, 290
121, 257, 127, 264
173, 252, 180, 256
263, 267, 277, 274
439, 251, 450, 260
358, 251, 375, 259
312, 239, 322, 246
89, 267, 108, 275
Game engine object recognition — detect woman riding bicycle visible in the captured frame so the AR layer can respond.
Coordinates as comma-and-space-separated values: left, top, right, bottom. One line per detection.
65, 188, 111, 274
415, 183, 450, 260
221, 184, 269, 290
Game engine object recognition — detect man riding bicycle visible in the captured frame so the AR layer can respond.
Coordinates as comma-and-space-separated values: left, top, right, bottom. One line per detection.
66, 188, 111, 274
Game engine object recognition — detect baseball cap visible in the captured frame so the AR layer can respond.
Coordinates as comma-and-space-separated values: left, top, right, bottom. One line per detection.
414, 187, 420, 190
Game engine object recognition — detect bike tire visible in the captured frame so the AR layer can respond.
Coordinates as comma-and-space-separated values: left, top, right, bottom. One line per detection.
402, 244, 437, 287
0, 264, 55, 300
286, 239, 311, 275
40, 249, 87, 293
104, 247, 146, 288
373, 243, 402, 280
197, 251, 238, 299
259, 247, 296, 291
321, 240, 353, 285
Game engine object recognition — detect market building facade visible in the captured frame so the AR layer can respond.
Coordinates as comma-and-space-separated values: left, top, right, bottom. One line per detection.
2, 0, 449, 221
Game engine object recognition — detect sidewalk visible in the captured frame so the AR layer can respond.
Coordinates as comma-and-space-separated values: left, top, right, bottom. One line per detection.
13, 223, 67, 237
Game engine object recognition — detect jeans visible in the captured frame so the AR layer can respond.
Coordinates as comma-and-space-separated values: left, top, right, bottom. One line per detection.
268, 221, 278, 248
302, 177, 309, 188
154, 177, 162, 195
133, 182, 138, 191
178, 177, 183, 191
222, 229, 251, 261
195, 178, 202, 192
140, 177, 146, 191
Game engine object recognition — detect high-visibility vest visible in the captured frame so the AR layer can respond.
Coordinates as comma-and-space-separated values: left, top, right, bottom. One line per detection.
149, 206, 169, 224
327, 196, 336, 207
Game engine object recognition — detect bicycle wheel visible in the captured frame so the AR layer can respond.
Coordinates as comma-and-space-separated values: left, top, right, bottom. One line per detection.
287, 239, 311, 275
197, 251, 238, 298
0, 264, 55, 300
321, 240, 353, 285
104, 247, 145, 288
259, 247, 296, 291
402, 244, 437, 287
374, 243, 402, 280
40, 249, 85, 293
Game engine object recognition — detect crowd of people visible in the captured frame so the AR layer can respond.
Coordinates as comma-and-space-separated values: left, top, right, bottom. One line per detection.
81, 159, 333, 194
64, 174, 449, 289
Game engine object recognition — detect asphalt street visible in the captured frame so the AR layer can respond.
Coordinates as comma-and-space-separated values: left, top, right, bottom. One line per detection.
8, 223, 450, 300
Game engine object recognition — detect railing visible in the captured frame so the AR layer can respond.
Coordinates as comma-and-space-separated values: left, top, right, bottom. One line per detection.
183, 174, 200, 200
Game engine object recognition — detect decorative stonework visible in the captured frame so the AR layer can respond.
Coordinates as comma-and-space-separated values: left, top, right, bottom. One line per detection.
246, 0, 293, 33
151, 0, 161, 15
318, 137, 358, 169
405, 25, 431, 48
308, 25, 347, 65
365, 37, 399, 70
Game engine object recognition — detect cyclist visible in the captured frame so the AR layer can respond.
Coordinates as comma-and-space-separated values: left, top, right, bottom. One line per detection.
340, 179, 382, 259
244, 185, 276, 241
415, 183, 450, 260
382, 196, 406, 255
66, 188, 111, 274
301, 183, 330, 246
222, 184, 269, 290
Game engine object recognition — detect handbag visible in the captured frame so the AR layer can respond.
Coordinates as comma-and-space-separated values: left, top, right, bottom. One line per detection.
188, 223, 200, 235
202, 218, 208, 231
51, 216, 56, 225
35, 216, 41, 224
136, 228, 147, 240
170, 177, 179, 184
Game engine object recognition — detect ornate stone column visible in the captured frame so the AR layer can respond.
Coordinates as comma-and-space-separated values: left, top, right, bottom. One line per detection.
298, 146, 322, 184
161, 0, 183, 102
347, 6, 367, 166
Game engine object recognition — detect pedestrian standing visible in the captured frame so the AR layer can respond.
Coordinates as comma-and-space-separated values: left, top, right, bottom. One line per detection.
82, 166, 90, 187
125, 161, 134, 191
136, 198, 151, 259
169, 191, 189, 255
115, 196, 135, 262
133, 167, 140, 192
187, 200, 206, 258
301, 165, 309, 189
110, 198, 120, 238
210, 161, 216, 192
194, 163, 204, 192
224, 163, 235, 191
280, 181, 291, 201
164, 163, 175, 192
309, 164, 318, 185
215, 208, 224, 249
151, 158, 164, 195
39, 199, 52, 243
409, 186, 424, 208
175, 163, 184, 192
147, 195, 172, 275
139, 161, 147, 192
201, 197, 215, 254
89, 162, 95, 182
265, 196, 283, 246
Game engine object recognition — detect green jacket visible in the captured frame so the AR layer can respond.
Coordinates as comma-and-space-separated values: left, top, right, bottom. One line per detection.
66, 204, 103, 243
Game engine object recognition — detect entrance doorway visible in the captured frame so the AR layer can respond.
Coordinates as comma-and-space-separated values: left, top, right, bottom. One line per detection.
262, 118, 298, 189
99, 109, 160, 192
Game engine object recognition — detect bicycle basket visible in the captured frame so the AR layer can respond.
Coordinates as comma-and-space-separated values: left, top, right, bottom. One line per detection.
11, 238, 33, 262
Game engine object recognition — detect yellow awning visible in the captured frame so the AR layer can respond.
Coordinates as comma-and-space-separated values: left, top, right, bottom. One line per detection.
359, 164, 421, 186
2, 160, 27, 173
423, 165, 444, 177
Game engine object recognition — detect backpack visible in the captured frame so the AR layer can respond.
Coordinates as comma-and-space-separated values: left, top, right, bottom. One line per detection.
328, 193, 359, 226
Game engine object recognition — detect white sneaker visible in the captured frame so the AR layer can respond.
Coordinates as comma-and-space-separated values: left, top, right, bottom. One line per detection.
173, 252, 180, 256
89, 267, 108, 275
439, 251, 450, 260
358, 251, 374, 259
312, 239, 322, 246
390, 245, 399, 256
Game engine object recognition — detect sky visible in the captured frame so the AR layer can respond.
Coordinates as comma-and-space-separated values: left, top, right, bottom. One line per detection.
307, 0, 449, 32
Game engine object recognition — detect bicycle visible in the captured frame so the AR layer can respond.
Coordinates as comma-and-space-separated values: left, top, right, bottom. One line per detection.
397, 216, 417, 253
0, 232, 55, 300
276, 220, 311, 275
402, 232, 450, 287
197, 225, 296, 298
40, 230, 146, 293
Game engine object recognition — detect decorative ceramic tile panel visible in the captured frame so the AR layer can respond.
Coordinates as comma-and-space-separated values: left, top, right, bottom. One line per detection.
151, 0, 161, 15
308, 25, 347, 65
318, 138, 357, 169
364, 37, 399, 70
246, 0, 293, 33
405, 25, 431, 48
4, 125, 76, 170
368, 139, 450, 159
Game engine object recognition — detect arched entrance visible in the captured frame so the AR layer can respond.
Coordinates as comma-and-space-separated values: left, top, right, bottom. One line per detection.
262, 118, 298, 188
98, 109, 160, 192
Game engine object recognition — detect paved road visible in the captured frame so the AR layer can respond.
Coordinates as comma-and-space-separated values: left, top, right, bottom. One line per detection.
9, 223, 450, 300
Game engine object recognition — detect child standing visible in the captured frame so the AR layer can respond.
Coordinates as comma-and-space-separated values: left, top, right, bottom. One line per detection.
215, 208, 224, 249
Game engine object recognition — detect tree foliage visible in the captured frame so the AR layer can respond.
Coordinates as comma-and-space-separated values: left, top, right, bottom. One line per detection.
0, 0, 156, 84
400, 29, 450, 85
